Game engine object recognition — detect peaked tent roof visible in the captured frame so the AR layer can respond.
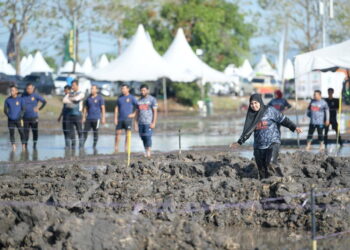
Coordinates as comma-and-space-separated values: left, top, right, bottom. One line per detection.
283, 59, 294, 80
254, 54, 278, 77
89, 25, 180, 81
96, 54, 109, 69
0, 49, 15, 75
82, 57, 94, 74
59, 60, 83, 74
21, 51, 53, 76
163, 28, 231, 83
295, 39, 350, 78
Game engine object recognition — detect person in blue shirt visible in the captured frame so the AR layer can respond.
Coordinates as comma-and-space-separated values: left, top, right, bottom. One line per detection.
231, 94, 302, 179
63, 80, 85, 148
21, 83, 47, 149
114, 84, 137, 152
4, 85, 26, 151
57, 85, 72, 147
268, 90, 292, 112
82, 85, 106, 148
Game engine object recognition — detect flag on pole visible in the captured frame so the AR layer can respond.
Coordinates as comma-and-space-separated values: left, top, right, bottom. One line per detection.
6, 24, 16, 64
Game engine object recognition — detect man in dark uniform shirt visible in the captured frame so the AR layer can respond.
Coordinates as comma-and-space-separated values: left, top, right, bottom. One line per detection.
324, 88, 342, 146
4, 85, 26, 151
22, 83, 47, 149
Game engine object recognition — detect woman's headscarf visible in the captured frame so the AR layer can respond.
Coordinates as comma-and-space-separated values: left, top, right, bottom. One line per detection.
237, 94, 268, 144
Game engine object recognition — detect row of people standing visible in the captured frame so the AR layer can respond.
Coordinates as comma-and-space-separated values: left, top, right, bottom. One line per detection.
267, 88, 342, 150
4, 84, 46, 151
58, 81, 157, 157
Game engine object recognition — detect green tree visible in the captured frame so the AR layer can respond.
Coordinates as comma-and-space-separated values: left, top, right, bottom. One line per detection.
156, 0, 254, 70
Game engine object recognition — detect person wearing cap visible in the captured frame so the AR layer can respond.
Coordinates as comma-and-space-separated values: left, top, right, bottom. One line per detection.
324, 88, 342, 146
268, 90, 291, 112
4, 85, 26, 151
230, 94, 302, 179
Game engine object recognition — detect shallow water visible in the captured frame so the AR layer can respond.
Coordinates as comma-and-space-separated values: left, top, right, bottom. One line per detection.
0, 112, 349, 162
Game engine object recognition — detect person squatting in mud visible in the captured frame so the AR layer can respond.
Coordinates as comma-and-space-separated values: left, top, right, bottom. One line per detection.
230, 94, 302, 179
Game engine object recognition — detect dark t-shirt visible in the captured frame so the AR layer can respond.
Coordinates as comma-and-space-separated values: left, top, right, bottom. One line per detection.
268, 98, 291, 112
5, 96, 24, 120
85, 95, 105, 120
22, 92, 46, 119
116, 94, 137, 121
325, 98, 339, 121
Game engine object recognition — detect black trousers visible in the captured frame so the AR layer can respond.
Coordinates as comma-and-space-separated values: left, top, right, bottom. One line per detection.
62, 116, 70, 147
83, 119, 99, 147
307, 124, 324, 143
23, 118, 39, 145
68, 115, 83, 147
324, 119, 342, 145
254, 143, 281, 179
8, 119, 25, 144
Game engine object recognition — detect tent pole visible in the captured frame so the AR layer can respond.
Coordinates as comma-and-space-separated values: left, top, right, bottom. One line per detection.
336, 83, 343, 155
295, 77, 300, 148
162, 78, 168, 116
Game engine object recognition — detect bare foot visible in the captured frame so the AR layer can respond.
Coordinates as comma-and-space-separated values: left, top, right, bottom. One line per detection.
12, 144, 16, 151
305, 145, 311, 151
319, 143, 325, 152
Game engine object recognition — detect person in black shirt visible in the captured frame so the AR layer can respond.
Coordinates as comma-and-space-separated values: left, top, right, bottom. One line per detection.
324, 88, 342, 146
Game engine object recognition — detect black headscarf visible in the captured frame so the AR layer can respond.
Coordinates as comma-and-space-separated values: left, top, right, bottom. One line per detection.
237, 94, 268, 145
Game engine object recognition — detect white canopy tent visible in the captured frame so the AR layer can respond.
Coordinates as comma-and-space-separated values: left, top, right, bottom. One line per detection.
21, 51, 53, 76
283, 59, 294, 80
90, 25, 178, 82
59, 60, 83, 74
254, 54, 278, 78
0, 49, 16, 75
163, 28, 231, 83
295, 39, 350, 78
82, 57, 94, 74
294, 40, 350, 148
96, 54, 109, 70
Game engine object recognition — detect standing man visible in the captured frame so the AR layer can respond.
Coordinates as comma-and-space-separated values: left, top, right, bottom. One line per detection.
135, 84, 158, 158
4, 85, 26, 151
268, 90, 292, 112
324, 88, 342, 146
63, 80, 85, 148
57, 85, 71, 147
114, 84, 137, 152
22, 83, 46, 149
82, 85, 106, 148
306, 90, 330, 151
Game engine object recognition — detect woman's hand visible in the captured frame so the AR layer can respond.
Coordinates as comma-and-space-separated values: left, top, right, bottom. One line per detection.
229, 143, 239, 149
295, 127, 302, 134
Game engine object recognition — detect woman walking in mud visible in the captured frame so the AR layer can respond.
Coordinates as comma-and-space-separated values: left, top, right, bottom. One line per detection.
231, 94, 302, 179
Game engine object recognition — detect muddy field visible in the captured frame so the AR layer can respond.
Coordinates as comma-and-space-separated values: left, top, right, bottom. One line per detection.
0, 150, 350, 249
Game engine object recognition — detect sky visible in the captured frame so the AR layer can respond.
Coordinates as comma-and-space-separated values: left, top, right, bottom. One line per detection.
0, 0, 327, 69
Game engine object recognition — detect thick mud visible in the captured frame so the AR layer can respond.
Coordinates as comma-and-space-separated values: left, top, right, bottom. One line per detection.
0, 150, 349, 249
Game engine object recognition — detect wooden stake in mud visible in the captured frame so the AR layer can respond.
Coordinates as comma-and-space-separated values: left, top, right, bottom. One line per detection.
178, 129, 182, 155
311, 185, 317, 250
127, 130, 131, 167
